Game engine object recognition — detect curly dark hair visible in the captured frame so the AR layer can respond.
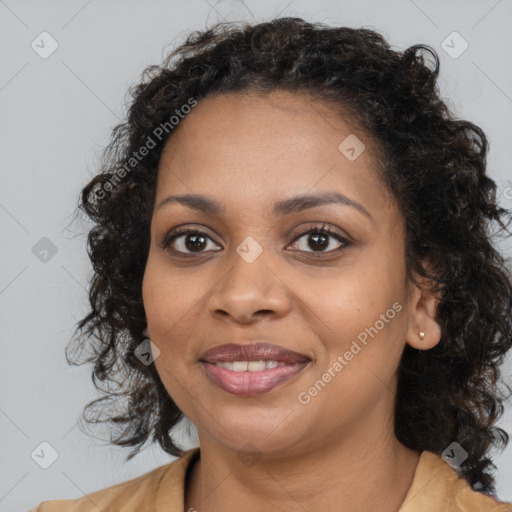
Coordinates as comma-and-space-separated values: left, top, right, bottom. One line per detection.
67, 17, 512, 496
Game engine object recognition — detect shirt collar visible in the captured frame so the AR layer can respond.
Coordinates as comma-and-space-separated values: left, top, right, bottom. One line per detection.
157, 448, 509, 511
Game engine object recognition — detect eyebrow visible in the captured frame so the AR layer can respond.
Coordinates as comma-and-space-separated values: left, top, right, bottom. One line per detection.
156, 191, 374, 222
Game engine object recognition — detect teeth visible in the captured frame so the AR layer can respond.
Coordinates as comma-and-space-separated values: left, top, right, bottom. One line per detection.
248, 361, 266, 371
213, 360, 287, 371
232, 361, 248, 372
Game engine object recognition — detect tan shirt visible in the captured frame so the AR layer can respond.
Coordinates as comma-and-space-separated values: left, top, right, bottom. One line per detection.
29, 448, 511, 511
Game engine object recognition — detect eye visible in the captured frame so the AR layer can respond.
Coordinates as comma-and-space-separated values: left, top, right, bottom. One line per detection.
159, 223, 351, 258
159, 227, 221, 255
287, 223, 351, 257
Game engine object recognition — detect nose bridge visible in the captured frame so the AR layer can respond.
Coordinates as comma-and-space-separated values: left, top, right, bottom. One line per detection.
223, 236, 274, 294
208, 236, 290, 319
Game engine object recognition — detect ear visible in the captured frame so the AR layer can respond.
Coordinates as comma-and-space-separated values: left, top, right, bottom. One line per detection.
405, 267, 442, 351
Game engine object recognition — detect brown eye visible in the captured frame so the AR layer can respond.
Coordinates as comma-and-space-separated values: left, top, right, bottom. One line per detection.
161, 229, 222, 254
288, 225, 351, 256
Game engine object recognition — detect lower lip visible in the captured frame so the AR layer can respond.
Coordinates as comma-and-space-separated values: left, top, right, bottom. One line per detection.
201, 361, 310, 396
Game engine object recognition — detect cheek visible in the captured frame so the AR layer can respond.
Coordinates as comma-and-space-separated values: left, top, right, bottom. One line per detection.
142, 254, 199, 332
142, 255, 215, 376
302, 253, 408, 373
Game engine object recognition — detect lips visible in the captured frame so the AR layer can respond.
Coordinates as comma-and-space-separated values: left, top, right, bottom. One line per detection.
200, 342, 310, 364
202, 361, 309, 396
199, 342, 311, 396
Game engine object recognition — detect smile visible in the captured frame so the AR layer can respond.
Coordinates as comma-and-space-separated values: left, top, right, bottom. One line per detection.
201, 360, 310, 396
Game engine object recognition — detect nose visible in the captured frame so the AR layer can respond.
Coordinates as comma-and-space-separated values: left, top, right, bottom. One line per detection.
207, 249, 292, 324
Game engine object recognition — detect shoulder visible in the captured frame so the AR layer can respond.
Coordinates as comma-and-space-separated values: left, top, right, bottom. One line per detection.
28, 447, 200, 512
400, 451, 511, 512
452, 476, 512, 512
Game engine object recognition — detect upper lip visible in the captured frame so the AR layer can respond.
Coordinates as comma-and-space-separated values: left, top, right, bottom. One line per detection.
200, 342, 311, 364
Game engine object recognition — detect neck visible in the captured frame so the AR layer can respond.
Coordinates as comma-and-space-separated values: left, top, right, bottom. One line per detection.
185, 423, 420, 512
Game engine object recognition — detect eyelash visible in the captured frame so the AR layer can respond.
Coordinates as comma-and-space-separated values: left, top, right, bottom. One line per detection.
159, 223, 351, 259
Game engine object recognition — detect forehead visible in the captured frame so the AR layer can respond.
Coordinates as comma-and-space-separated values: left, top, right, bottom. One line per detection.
155, 90, 394, 220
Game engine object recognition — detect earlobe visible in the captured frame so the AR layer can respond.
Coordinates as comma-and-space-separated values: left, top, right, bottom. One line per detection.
405, 276, 442, 351
407, 323, 441, 350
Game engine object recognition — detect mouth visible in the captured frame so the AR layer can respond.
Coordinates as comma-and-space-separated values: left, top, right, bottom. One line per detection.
200, 342, 310, 364
199, 342, 311, 396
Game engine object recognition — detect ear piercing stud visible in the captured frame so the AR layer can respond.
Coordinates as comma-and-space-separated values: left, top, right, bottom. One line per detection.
419, 331, 425, 340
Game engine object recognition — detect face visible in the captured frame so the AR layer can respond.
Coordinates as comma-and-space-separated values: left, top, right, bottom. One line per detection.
142, 90, 438, 457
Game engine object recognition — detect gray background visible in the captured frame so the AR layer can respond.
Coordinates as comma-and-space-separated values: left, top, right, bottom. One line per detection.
1, 0, 511, 510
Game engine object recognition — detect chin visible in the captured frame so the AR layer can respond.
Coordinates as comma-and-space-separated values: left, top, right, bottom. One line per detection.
200, 419, 309, 456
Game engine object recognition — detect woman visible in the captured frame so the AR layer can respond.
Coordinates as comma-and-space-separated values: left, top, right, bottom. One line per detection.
30, 17, 512, 512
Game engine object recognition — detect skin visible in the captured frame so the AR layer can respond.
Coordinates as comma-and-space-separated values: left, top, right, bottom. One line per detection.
142, 89, 442, 512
